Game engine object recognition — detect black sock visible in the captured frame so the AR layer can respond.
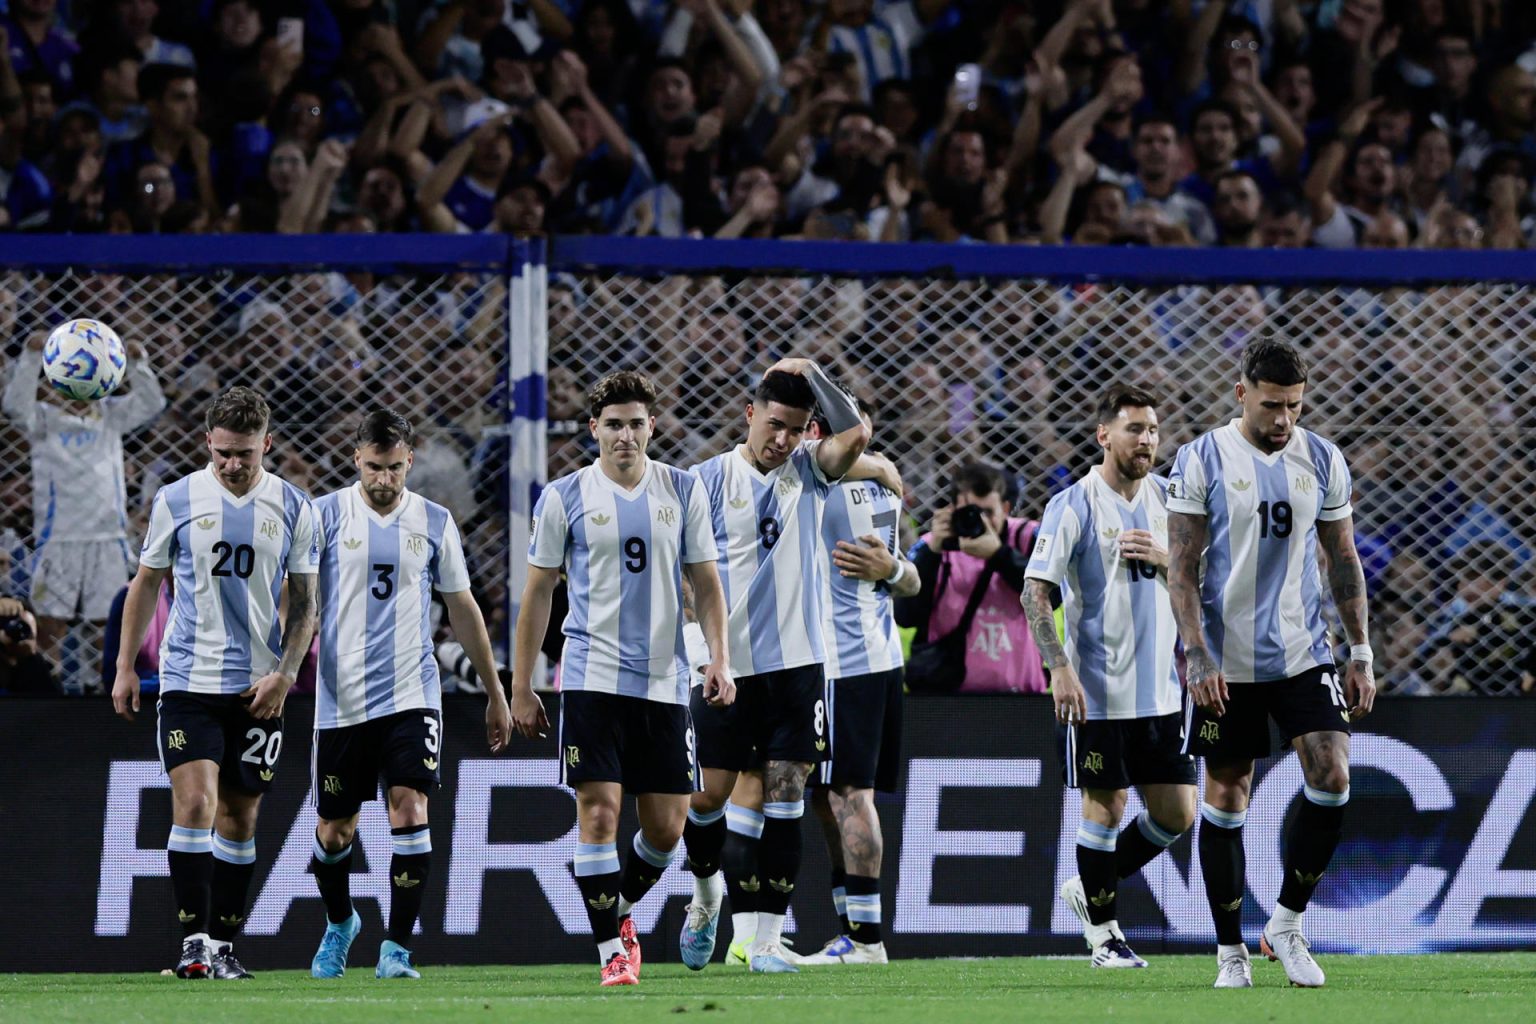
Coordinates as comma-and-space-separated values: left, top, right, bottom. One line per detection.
574, 841, 622, 944
388, 826, 432, 946
756, 802, 804, 916
1278, 789, 1348, 913
168, 826, 212, 938
619, 831, 675, 911
683, 807, 727, 878
1116, 811, 1181, 877
310, 833, 355, 925
722, 805, 764, 916
1076, 819, 1119, 926
208, 833, 258, 942
831, 867, 851, 935
1198, 804, 1247, 946
844, 874, 882, 944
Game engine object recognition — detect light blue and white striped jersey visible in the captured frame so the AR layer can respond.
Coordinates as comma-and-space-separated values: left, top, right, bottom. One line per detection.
1025, 471, 1180, 720
1167, 421, 1353, 683
819, 477, 904, 679
827, 18, 910, 98
528, 459, 717, 705
139, 468, 320, 695
692, 442, 834, 678
314, 484, 470, 729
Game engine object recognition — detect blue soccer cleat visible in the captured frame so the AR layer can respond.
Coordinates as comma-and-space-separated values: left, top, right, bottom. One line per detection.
376, 940, 421, 979
310, 910, 361, 979
679, 901, 721, 971
748, 943, 800, 974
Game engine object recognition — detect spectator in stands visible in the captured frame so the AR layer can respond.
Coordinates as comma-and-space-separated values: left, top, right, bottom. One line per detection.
1258, 188, 1311, 247
1, 0, 79, 101
66, 38, 147, 145
1306, 101, 1400, 248
0, 594, 54, 694
109, 0, 196, 69
101, 62, 214, 215
1421, 542, 1535, 696
896, 461, 1046, 694
1211, 169, 1263, 247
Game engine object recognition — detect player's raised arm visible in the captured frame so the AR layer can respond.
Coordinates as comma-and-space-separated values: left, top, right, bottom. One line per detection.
509, 565, 559, 737
842, 450, 904, 496
683, 560, 735, 707
111, 562, 170, 721
1317, 516, 1374, 720
440, 588, 514, 750
768, 358, 871, 478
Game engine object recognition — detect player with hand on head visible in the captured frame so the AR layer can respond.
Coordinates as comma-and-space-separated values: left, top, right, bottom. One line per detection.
679, 359, 887, 975
307, 410, 513, 981
1023, 384, 1196, 970
1167, 340, 1373, 989
510, 371, 733, 987
111, 387, 319, 981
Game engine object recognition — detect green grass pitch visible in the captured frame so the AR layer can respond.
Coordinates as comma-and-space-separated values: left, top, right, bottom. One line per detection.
4, 955, 1533, 1024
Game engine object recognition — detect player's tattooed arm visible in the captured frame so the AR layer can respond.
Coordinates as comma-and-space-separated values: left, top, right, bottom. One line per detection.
1166, 512, 1209, 654
1022, 579, 1068, 669
277, 572, 318, 680
1317, 516, 1369, 646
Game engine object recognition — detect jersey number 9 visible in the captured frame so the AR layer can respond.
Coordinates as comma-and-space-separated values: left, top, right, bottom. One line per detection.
624, 537, 647, 573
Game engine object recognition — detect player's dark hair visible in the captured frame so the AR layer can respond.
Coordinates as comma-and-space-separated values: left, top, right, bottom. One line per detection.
1096, 384, 1159, 425
1241, 339, 1308, 387
589, 370, 659, 419
754, 370, 816, 413
950, 461, 1013, 506
354, 409, 416, 450
205, 386, 270, 435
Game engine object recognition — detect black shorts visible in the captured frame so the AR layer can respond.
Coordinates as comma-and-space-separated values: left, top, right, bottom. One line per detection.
559, 691, 698, 795
312, 709, 444, 821
692, 664, 828, 771
817, 668, 904, 792
157, 690, 284, 795
1058, 712, 1197, 790
1182, 665, 1352, 762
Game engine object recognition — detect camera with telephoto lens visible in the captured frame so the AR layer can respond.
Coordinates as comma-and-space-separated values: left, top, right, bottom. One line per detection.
1, 616, 33, 643
942, 504, 988, 550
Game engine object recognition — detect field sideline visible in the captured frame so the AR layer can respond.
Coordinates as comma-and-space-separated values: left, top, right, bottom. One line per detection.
4, 954, 1533, 1024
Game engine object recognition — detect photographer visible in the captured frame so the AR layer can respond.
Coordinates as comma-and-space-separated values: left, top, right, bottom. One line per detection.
895, 462, 1047, 694
0, 596, 58, 695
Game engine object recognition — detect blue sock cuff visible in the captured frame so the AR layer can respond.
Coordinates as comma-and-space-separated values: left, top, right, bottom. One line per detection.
313, 835, 353, 865
211, 832, 257, 865
168, 825, 212, 854
725, 802, 766, 837
763, 800, 804, 820
1304, 785, 1350, 807
1076, 819, 1118, 852
688, 805, 726, 827
574, 841, 620, 877
1136, 811, 1183, 848
831, 886, 848, 915
392, 826, 432, 857
1201, 803, 1247, 829
632, 832, 676, 869
845, 893, 882, 923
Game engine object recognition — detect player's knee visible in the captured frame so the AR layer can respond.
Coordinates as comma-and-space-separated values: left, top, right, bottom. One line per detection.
172, 788, 216, 826
1308, 761, 1350, 795
581, 803, 621, 841
317, 819, 356, 850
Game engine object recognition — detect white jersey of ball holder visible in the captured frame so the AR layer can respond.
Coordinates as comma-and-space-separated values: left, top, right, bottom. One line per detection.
819, 477, 904, 680
1166, 420, 1352, 683
314, 483, 471, 729
139, 467, 320, 695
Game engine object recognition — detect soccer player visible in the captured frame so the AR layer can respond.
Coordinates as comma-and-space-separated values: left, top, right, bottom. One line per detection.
111, 387, 319, 980
1022, 384, 1196, 969
678, 360, 873, 975
2, 328, 165, 675
307, 410, 513, 981
510, 371, 734, 987
798, 401, 917, 967
1167, 340, 1374, 989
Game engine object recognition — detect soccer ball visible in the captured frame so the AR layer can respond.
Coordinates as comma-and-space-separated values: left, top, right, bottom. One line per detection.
42, 319, 127, 401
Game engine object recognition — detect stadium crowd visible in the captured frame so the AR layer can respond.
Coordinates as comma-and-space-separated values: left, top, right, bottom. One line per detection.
4, 0, 1536, 698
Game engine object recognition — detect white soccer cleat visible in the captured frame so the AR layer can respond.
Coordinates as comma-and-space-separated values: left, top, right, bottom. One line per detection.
1059, 876, 1094, 950
797, 935, 888, 965
1090, 937, 1147, 968
1213, 945, 1253, 988
1261, 925, 1325, 988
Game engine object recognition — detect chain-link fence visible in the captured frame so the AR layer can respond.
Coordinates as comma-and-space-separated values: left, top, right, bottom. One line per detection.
551, 262, 1536, 698
1, 263, 513, 693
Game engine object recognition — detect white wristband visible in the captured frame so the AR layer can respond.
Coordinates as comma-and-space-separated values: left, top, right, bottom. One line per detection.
884, 558, 905, 584
1348, 643, 1373, 666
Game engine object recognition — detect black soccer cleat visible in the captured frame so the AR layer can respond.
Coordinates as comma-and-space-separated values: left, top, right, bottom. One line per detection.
211, 946, 254, 980
175, 937, 212, 979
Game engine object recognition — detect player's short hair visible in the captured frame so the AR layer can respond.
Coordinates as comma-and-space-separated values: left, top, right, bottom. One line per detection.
1241, 339, 1308, 387
353, 409, 416, 451
1096, 384, 1159, 425
589, 370, 659, 420
754, 370, 816, 413
950, 461, 1014, 505
205, 387, 270, 435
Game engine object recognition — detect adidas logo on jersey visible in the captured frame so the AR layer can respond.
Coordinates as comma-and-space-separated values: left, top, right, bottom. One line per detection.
343, 538, 362, 550
258, 769, 274, 782
423, 757, 438, 771
1232, 480, 1252, 492
1101, 527, 1119, 540
590, 513, 611, 526
730, 496, 749, 510
195, 518, 216, 529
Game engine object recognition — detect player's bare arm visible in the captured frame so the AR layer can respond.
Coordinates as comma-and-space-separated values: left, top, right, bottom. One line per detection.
1023, 579, 1085, 724
832, 533, 917, 596
245, 571, 317, 720
842, 450, 903, 495
1318, 515, 1375, 720
509, 565, 558, 737
111, 562, 170, 721
440, 588, 513, 751
683, 559, 735, 707
1168, 511, 1227, 715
